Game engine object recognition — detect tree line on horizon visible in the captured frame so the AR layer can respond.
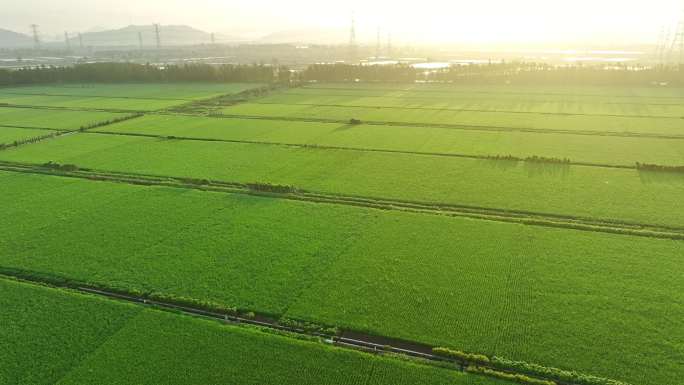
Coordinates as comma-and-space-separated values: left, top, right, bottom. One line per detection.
1, 62, 683, 86
0, 63, 290, 86
301, 62, 684, 86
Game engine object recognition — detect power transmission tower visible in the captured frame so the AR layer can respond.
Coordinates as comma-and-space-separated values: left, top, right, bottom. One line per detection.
138, 31, 143, 50
348, 12, 357, 62
376, 26, 381, 59
153, 23, 161, 49
672, 13, 684, 64
64, 31, 71, 51
30, 24, 40, 50
211, 32, 216, 45
656, 26, 671, 65
78, 32, 84, 49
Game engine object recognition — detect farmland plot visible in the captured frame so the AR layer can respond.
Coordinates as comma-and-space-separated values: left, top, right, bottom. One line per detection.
0, 83, 262, 100
3, 82, 684, 385
0, 107, 128, 130
1, 132, 683, 227
258, 88, 684, 117
222, 102, 684, 137
1, 278, 498, 385
0, 94, 186, 111
100, 114, 684, 166
0, 83, 264, 111
0, 172, 682, 385
0, 126, 55, 145
302, 83, 684, 100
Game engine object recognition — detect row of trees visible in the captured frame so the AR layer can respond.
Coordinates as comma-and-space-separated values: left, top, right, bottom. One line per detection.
1, 61, 683, 86
429, 62, 684, 86
299, 62, 684, 86
301, 63, 417, 83
0, 62, 291, 86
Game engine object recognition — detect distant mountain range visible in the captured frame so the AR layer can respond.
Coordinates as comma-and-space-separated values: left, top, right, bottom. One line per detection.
69, 24, 242, 47
0, 28, 33, 48
0, 24, 355, 49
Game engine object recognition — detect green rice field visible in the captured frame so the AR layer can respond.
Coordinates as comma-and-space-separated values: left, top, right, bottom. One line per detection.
0, 171, 682, 385
0, 107, 128, 130
257, 86, 684, 117
223, 103, 684, 136
100, 114, 684, 166
0, 83, 260, 99
1, 132, 682, 227
1, 278, 500, 385
2, 82, 683, 385
0, 126, 54, 145
0, 83, 260, 111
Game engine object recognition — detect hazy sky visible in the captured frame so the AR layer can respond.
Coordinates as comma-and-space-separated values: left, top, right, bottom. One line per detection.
4, 0, 684, 44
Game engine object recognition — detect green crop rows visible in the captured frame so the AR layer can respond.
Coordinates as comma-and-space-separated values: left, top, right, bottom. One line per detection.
223, 102, 684, 136
301, 83, 684, 100
221, 85, 684, 136
1, 171, 682, 385
0, 94, 185, 111
257, 86, 684, 117
0, 107, 128, 130
1, 278, 502, 385
2, 131, 683, 227
2, 82, 683, 385
0, 83, 261, 100
100, 114, 684, 166
0, 83, 261, 111
0, 126, 55, 145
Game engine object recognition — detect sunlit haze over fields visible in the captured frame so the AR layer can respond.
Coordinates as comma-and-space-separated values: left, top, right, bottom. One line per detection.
5, 0, 684, 45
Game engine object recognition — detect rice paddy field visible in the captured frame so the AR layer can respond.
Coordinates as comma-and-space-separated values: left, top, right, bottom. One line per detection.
0, 107, 128, 130
1, 278, 500, 385
0, 126, 54, 145
222, 86, 684, 137
0, 83, 260, 111
97, 114, 684, 166
1, 82, 683, 385
1, 132, 683, 227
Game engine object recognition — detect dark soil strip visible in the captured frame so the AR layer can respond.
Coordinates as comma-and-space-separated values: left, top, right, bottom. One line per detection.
250, 101, 684, 120
215, 113, 684, 140
87, 130, 637, 171
1, 160, 682, 240
0, 271, 583, 385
